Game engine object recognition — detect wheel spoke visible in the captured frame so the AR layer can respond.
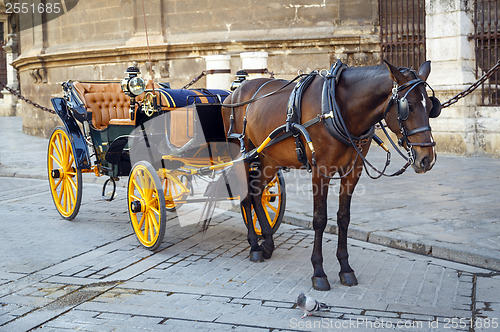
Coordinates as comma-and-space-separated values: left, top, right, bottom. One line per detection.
54, 177, 63, 190
50, 153, 63, 168
149, 210, 160, 233
130, 194, 141, 201
149, 204, 160, 216
67, 176, 77, 190
68, 180, 76, 206
263, 206, 272, 223
62, 180, 68, 211
132, 178, 145, 198
66, 180, 72, 211
51, 142, 63, 164
57, 181, 64, 204
264, 200, 278, 214
137, 213, 146, 228
68, 153, 74, 168
148, 214, 156, 240
144, 213, 149, 239
57, 134, 67, 164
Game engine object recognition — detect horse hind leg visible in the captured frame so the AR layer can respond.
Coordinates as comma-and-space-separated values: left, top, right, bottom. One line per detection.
250, 165, 277, 260
252, 193, 275, 259
241, 195, 264, 262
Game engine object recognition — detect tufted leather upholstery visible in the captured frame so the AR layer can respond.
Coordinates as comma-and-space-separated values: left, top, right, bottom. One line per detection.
72, 81, 169, 129
72, 82, 133, 129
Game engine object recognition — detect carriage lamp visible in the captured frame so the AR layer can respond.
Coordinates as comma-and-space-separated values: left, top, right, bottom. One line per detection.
121, 66, 146, 97
230, 70, 248, 91
122, 66, 146, 121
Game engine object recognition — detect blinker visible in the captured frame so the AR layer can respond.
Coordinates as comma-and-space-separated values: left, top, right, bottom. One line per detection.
398, 97, 409, 121
429, 96, 441, 118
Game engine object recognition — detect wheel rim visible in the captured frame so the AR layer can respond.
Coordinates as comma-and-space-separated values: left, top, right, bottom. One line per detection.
128, 165, 164, 247
246, 173, 283, 236
48, 129, 80, 218
163, 174, 189, 211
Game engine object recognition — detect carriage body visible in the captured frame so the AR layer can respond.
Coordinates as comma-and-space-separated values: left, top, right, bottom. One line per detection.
47, 72, 286, 250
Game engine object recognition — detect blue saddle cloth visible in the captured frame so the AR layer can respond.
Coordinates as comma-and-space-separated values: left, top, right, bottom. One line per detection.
156, 88, 230, 108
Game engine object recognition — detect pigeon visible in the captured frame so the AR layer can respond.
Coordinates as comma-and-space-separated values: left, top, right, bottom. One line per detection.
296, 292, 328, 318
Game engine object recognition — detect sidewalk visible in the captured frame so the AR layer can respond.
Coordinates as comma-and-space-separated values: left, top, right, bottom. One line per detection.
1, 116, 499, 272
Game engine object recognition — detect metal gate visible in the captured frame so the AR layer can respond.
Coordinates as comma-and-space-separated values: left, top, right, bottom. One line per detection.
473, 0, 499, 106
379, 0, 426, 70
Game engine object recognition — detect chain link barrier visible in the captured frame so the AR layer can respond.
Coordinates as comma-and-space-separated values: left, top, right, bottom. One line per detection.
0, 80, 55, 114
1, 60, 499, 116
441, 59, 500, 108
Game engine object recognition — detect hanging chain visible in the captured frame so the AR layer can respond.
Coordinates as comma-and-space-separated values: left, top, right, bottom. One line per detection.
1, 59, 498, 115
0, 80, 55, 114
441, 59, 500, 108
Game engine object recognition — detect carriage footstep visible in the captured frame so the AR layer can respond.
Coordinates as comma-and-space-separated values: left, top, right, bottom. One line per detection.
312, 277, 331, 291
339, 272, 358, 286
249, 250, 264, 262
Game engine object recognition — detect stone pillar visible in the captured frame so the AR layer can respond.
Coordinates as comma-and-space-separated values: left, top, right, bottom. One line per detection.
240, 52, 269, 78
0, 33, 19, 116
425, 0, 479, 155
204, 55, 231, 89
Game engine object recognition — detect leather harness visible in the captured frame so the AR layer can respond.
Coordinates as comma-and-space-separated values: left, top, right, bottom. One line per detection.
226, 60, 437, 177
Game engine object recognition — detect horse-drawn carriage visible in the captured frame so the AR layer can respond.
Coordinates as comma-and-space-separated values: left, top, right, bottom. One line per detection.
48, 59, 441, 291
47, 66, 286, 250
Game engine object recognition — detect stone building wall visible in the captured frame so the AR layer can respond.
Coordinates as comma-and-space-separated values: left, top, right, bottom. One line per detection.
11, 0, 380, 137
5, 0, 499, 157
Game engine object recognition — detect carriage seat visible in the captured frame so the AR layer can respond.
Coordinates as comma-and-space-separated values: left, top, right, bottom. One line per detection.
73, 81, 141, 129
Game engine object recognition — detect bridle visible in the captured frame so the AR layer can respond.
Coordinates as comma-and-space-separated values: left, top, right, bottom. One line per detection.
382, 74, 438, 165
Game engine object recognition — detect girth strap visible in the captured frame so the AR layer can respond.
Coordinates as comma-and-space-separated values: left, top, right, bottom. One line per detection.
286, 73, 316, 169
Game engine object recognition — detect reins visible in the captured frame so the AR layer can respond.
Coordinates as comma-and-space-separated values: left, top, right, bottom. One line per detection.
223, 73, 312, 109
226, 61, 436, 180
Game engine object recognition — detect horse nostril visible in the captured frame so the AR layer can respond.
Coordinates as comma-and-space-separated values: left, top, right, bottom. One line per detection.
420, 156, 430, 170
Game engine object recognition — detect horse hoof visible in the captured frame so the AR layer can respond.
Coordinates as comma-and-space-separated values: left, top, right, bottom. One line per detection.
260, 245, 273, 259
312, 277, 331, 291
250, 250, 264, 262
339, 272, 358, 286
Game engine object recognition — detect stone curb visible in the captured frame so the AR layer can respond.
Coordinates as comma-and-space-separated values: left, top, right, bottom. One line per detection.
283, 213, 500, 273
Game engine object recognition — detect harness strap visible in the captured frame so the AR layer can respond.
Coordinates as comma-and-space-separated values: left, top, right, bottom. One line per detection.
321, 60, 375, 146
286, 73, 317, 169
406, 125, 432, 137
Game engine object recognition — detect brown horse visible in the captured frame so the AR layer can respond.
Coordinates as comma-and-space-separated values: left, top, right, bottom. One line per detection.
222, 61, 437, 291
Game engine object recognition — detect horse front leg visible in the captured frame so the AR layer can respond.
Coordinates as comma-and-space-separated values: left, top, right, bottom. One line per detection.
310, 174, 331, 291
336, 167, 362, 286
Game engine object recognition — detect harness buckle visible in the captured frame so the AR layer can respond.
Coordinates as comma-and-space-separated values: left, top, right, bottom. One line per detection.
391, 84, 398, 99
319, 69, 330, 78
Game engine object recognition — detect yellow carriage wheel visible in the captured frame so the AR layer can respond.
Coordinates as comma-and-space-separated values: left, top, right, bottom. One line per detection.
128, 161, 166, 251
243, 170, 286, 236
47, 126, 82, 220
164, 174, 190, 212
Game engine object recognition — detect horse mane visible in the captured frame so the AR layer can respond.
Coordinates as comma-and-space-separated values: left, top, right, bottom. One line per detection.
341, 64, 390, 85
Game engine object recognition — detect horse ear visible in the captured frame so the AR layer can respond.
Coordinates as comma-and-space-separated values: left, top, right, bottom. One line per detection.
418, 61, 431, 81
384, 60, 407, 85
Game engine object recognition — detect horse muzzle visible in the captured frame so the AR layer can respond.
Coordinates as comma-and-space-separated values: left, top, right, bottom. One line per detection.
412, 149, 436, 174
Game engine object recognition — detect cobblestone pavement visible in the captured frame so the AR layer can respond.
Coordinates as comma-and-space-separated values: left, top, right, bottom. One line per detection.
1, 116, 500, 331
0, 177, 499, 331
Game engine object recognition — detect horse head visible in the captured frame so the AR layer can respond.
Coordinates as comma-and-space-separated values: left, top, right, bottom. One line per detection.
384, 60, 439, 174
